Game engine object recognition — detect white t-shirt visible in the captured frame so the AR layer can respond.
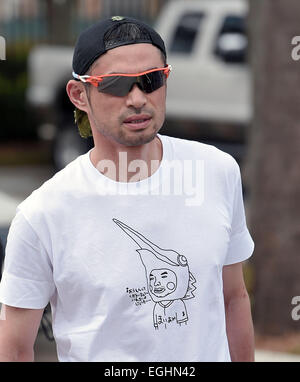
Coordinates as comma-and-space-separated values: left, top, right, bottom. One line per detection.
0, 134, 254, 362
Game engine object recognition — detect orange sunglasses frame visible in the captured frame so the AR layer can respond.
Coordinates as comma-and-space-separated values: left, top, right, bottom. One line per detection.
73, 65, 172, 88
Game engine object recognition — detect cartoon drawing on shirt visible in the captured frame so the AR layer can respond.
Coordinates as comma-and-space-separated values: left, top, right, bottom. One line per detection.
113, 218, 197, 330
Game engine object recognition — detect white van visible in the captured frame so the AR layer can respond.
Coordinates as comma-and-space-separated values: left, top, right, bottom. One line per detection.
156, 0, 251, 125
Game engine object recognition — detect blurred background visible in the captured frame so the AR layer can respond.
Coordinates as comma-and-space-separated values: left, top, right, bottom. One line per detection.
0, 0, 300, 362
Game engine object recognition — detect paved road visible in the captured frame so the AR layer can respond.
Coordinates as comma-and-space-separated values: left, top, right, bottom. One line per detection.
255, 350, 300, 362
1, 165, 300, 363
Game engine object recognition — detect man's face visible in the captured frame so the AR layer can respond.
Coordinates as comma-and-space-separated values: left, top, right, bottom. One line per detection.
149, 268, 177, 298
85, 43, 167, 147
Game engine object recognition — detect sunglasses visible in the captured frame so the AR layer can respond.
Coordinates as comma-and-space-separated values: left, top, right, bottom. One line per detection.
72, 65, 171, 97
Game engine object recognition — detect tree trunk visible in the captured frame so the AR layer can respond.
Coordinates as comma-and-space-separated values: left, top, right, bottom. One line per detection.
46, 0, 74, 45
247, 0, 300, 335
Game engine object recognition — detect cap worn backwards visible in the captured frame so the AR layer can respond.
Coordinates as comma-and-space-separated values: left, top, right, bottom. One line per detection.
72, 16, 167, 76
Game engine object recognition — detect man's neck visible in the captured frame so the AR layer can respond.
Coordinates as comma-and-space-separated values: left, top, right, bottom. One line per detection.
90, 135, 163, 182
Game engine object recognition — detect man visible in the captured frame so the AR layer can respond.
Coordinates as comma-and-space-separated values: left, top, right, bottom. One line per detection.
0, 16, 255, 362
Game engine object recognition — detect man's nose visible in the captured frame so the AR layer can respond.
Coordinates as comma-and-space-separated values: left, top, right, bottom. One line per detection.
126, 83, 147, 109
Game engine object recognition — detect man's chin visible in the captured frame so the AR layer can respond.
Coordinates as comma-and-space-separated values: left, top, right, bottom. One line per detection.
117, 129, 158, 147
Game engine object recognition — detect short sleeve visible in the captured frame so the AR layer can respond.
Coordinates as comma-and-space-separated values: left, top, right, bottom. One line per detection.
0, 210, 55, 309
224, 161, 254, 265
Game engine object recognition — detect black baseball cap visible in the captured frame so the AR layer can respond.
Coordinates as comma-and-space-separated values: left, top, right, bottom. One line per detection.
72, 16, 167, 76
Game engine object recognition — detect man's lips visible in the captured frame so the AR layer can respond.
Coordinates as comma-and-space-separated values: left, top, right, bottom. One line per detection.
154, 287, 165, 294
123, 114, 152, 129
124, 114, 152, 123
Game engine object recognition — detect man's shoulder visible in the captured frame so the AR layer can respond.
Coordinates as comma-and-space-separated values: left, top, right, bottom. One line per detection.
40, 153, 86, 190
18, 154, 87, 213
163, 134, 237, 166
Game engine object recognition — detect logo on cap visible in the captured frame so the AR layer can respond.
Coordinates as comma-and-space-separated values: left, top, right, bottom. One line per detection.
111, 16, 125, 22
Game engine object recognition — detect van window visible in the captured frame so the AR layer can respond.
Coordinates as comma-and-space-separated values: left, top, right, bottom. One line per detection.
214, 15, 248, 64
169, 13, 204, 54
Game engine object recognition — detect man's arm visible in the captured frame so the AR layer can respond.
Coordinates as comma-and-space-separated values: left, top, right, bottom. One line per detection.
0, 304, 44, 361
223, 262, 255, 362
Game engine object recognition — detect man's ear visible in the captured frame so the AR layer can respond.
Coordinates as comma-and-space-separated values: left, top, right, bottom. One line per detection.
66, 80, 89, 113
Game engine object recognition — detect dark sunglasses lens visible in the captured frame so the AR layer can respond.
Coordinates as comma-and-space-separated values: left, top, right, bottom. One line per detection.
97, 76, 134, 96
139, 71, 165, 93
96, 70, 166, 96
